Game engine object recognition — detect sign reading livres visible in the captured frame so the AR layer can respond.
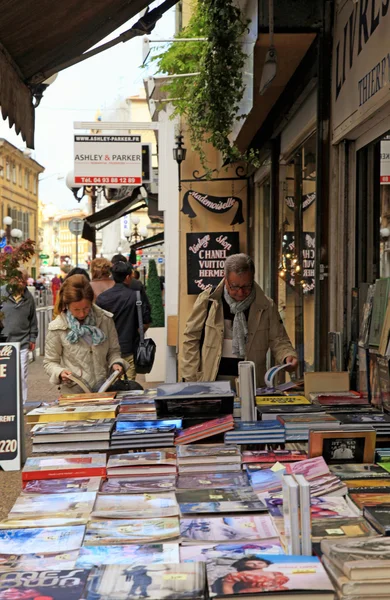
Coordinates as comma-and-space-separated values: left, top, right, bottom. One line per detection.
182, 190, 244, 225
74, 135, 142, 186
186, 232, 240, 295
0, 343, 21, 471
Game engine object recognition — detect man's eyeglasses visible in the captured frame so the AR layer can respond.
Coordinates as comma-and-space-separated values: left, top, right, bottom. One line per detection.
227, 280, 253, 291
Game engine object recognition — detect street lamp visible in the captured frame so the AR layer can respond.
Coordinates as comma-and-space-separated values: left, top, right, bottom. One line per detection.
173, 134, 187, 192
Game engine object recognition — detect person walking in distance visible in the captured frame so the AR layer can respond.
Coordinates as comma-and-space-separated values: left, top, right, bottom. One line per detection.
1, 269, 38, 403
182, 253, 297, 389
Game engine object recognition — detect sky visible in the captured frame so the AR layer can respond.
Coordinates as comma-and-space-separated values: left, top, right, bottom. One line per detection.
0, 2, 175, 211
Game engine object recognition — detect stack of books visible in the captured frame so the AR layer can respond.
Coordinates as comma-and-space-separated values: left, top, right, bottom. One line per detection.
321, 536, 390, 600
336, 412, 390, 436
176, 471, 249, 490
224, 420, 285, 445
154, 381, 235, 421
57, 391, 117, 406
106, 449, 177, 478
117, 390, 157, 416
176, 444, 241, 473
174, 415, 234, 445
22, 454, 107, 481
30, 419, 115, 453
110, 418, 182, 449
241, 449, 308, 468
277, 414, 340, 441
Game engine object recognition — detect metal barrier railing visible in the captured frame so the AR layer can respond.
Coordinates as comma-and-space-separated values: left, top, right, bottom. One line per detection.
35, 306, 53, 357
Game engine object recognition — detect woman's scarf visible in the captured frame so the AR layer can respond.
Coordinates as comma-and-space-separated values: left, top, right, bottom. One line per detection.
66, 310, 106, 346
223, 284, 256, 358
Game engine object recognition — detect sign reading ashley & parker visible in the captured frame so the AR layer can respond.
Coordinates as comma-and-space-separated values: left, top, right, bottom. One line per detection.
186, 232, 240, 295
182, 190, 244, 225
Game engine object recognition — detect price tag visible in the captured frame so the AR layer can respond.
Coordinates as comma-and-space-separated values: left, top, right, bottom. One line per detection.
198, 480, 212, 485
325, 528, 344, 535
209, 495, 224, 500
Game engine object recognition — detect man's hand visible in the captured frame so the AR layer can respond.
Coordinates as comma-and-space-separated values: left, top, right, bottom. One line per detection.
285, 356, 298, 371
29, 342, 36, 351
60, 370, 73, 383
112, 363, 123, 374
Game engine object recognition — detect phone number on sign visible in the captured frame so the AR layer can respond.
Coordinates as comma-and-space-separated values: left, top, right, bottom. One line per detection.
74, 177, 142, 184
0, 439, 17, 452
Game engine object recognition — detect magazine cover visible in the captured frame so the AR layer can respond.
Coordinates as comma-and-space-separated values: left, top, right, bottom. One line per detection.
265, 496, 359, 519
22, 477, 102, 494
85, 562, 205, 600
206, 554, 334, 597
0, 518, 88, 529
241, 450, 307, 464
177, 444, 240, 460
176, 490, 262, 504
84, 517, 180, 544
108, 450, 176, 468
177, 473, 249, 490
285, 456, 330, 480
0, 569, 90, 600
75, 543, 180, 568
0, 550, 80, 572
92, 493, 178, 518
180, 515, 278, 543
179, 501, 268, 514
8, 492, 97, 519
0, 525, 85, 555
180, 542, 285, 563
329, 464, 389, 479
247, 469, 284, 493
100, 477, 177, 494
350, 492, 390, 509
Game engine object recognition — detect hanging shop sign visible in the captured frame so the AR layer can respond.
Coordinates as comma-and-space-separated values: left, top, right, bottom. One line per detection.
187, 232, 240, 295
285, 192, 316, 210
281, 231, 316, 294
0, 343, 21, 471
74, 135, 142, 186
182, 190, 244, 225
381, 138, 390, 184
332, 0, 390, 141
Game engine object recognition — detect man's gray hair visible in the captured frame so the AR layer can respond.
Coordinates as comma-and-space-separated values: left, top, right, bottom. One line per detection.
224, 253, 255, 277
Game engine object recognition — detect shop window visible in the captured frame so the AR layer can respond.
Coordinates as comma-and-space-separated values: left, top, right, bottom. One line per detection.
12, 163, 16, 184
6, 161, 10, 180
18, 166, 22, 186
25, 170, 29, 190
254, 177, 271, 296
278, 133, 317, 374
33, 176, 37, 195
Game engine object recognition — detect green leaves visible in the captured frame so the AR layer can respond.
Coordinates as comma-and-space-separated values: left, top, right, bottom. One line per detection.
149, 0, 259, 172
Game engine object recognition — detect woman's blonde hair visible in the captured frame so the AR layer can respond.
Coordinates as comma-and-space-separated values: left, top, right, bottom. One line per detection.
53, 274, 94, 318
91, 258, 112, 280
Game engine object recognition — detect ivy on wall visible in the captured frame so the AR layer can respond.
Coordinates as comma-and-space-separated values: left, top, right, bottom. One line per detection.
150, 0, 259, 173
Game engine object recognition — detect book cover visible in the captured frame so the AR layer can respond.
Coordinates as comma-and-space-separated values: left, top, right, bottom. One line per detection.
59, 391, 117, 402
369, 277, 390, 347
175, 416, 234, 445
311, 517, 375, 540
177, 472, 249, 490
285, 456, 330, 480
322, 555, 390, 597
0, 517, 88, 529
22, 477, 102, 494
92, 492, 179, 518
241, 450, 307, 464
26, 405, 118, 423
350, 492, 390, 509
22, 454, 106, 480
8, 492, 97, 519
85, 562, 205, 600
157, 381, 232, 397
114, 419, 182, 431
321, 535, 390, 580
344, 479, 390, 492
0, 550, 80, 572
0, 525, 85, 555
265, 495, 359, 519
179, 501, 267, 514
226, 421, 285, 433
378, 355, 390, 411
206, 554, 334, 597
0, 569, 90, 600
32, 441, 110, 454
180, 515, 278, 543
76, 543, 180, 568
177, 444, 240, 462
247, 469, 284, 493
329, 464, 389, 479
363, 504, 390, 534
176, 489, 262, 504
100, 476, 177, 494
84, 517, 180, 544
180, 541, 285, 563
256, 396, 310, 406
31, 419, 115, 442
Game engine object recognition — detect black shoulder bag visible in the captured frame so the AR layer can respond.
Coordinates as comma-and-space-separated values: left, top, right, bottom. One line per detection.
134, 291, 156, 374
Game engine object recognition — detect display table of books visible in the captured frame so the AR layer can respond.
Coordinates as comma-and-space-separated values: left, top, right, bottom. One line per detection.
4, 378, 390, 600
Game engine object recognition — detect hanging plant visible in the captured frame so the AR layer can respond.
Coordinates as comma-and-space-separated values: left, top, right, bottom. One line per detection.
149, 0, 259, 173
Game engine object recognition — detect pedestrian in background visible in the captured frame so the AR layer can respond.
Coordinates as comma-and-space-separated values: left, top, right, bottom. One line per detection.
90, 257, 114, 300
51, 274, 61, 305
1, 269, 38, 403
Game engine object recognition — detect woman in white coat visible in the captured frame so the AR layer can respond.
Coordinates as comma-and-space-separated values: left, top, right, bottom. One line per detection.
43, 274, 127, 393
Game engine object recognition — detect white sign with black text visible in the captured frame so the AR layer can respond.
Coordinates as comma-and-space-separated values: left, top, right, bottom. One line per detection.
74, 135, 142, 186
0, 343, 22, 471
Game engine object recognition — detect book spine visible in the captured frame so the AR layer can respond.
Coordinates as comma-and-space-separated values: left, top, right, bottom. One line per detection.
296, 475, 312, 556
22, 467, 107, 481
282, 474, 301, 555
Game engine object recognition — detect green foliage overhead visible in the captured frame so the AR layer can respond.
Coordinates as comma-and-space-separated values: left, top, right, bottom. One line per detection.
0, 239, 36, 323
146, 259, 165, 328
150, 0, 259, 173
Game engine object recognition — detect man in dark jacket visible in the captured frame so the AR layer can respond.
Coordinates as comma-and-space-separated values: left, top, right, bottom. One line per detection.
1, 270, 38, 403
96, 262, 151, 380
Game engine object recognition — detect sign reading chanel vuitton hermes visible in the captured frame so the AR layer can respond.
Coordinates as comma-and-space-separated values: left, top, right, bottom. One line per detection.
187, 232, 240, 295
182, 190, 244, 225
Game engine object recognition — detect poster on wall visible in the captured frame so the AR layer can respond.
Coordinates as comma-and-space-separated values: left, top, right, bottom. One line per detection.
186, 232, 240, 295
281, 232, 315, 294
182, 190, 244, 225
0, 343, 22, 471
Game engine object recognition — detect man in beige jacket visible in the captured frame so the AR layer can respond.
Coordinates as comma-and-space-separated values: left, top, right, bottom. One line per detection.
182, 253, 297, 389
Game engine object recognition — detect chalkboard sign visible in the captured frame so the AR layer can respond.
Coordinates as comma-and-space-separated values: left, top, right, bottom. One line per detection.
0, 343, 21, 470
186, 232, 240, 295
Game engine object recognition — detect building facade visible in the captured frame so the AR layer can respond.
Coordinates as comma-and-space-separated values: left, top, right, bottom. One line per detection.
0, 139, 44, 278
41, 206, 90, 273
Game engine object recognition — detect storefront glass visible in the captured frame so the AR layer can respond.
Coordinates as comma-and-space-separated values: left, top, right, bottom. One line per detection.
254, 177, 271, 296
278, 133, 317, 374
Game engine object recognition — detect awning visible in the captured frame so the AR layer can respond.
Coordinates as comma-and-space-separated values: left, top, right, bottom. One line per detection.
0, 0, 178, 148
131, 231, 164, 251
